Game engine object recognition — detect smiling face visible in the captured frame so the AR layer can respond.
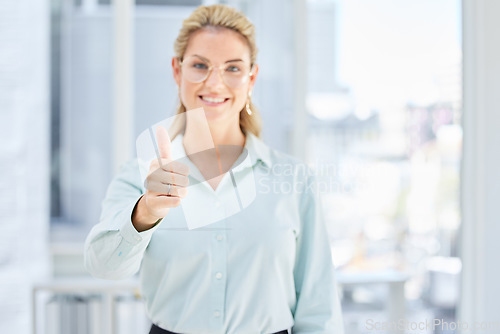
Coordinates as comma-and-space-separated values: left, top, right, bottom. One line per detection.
172, 27, 258, 127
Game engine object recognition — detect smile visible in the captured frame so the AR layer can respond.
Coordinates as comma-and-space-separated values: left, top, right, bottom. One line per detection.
199, 96, 229, 105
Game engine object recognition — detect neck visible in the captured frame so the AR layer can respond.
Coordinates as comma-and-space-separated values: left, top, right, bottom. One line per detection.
184, 121, 245, 146
207, 123, 245, 147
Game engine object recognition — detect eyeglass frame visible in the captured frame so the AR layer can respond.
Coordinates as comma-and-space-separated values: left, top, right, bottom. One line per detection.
178, 55, 255, 88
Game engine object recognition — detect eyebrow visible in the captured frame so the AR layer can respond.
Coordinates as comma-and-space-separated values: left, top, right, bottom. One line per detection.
225, 58, 244, 63
192, 54, 244, 63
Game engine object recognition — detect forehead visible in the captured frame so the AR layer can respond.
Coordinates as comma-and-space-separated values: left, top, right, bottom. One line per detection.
184, 27, 251, 63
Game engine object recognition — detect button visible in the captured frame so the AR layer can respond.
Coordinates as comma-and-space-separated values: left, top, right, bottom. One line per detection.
134, 236, 141, 241
215, 201, 221, 208
216, 235, 224, 241
215, 272, 223, 279
214, 311, 221, 317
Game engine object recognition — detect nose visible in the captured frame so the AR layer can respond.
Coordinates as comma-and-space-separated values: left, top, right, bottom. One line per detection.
204, 66, 226, 88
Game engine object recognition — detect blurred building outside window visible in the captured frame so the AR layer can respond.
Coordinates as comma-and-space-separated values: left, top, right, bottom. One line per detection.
304, 0, 462, 330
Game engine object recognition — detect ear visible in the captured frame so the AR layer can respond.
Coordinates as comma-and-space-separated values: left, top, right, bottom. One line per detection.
172, 57, 181, 87
248, 63, 259, 91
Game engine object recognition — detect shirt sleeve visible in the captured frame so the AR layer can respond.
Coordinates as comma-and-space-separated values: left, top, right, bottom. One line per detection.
84, 160, 161, 280
292, 176, 344, 333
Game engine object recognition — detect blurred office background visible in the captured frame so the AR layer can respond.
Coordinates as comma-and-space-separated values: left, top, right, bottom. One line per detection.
1, 0, 500, 333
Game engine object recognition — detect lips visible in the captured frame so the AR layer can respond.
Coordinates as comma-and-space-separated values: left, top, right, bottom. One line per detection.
199, 95, 229, 106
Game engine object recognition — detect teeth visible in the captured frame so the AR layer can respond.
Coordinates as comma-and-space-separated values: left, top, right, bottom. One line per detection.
202, 96, 225, 103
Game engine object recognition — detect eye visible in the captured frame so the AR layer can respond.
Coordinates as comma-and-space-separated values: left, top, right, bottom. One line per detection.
226, 65, 241, 73
193, 62, 208, 70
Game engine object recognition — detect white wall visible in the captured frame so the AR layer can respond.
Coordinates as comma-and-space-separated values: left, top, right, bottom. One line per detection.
0, 0, 51, 332
460, 0, 500, 331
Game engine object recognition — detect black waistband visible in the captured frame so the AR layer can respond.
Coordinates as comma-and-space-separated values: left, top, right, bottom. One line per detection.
150, 323, 288, 334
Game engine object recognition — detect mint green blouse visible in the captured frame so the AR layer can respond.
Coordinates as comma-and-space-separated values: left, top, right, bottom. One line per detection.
84, 133, 344, 334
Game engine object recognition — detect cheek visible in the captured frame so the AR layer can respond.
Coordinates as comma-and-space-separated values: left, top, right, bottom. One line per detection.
179, 81, 198, 105
232, 87, 248, 106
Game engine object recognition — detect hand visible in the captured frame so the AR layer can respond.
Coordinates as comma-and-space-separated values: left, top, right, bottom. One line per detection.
133, 126, 190, 230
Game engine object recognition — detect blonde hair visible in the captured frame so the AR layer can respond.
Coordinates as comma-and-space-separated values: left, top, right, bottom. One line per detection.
173, 4, 262, 138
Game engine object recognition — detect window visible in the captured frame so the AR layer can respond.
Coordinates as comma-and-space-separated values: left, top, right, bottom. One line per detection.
305, 0, 462, 330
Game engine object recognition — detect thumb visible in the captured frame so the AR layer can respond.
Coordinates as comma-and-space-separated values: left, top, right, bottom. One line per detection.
156, 125, 172, 160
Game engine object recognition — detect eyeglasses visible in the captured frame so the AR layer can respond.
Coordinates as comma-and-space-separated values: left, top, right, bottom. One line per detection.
180, 56, 254, 88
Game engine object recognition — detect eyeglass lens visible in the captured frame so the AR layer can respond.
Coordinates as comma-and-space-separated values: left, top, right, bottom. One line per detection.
182, 57, 251, 88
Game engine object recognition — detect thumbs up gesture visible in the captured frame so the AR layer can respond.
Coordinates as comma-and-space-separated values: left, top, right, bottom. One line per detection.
132, 126, 190, 231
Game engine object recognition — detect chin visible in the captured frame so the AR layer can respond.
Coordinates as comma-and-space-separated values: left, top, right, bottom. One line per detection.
207, 110, 243, 129
203, 107, 228, 119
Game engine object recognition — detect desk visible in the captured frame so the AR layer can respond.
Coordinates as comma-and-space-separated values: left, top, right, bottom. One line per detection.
336, 270, 410, 334
32, 277, 140, 334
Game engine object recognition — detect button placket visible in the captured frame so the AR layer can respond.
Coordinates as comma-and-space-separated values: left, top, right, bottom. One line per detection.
211, 214, 227, 328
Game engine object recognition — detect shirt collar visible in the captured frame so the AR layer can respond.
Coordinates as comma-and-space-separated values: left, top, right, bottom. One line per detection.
244, 132, 273, 168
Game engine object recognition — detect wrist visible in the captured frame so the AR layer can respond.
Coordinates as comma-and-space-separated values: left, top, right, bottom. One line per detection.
132, 195, 164, 232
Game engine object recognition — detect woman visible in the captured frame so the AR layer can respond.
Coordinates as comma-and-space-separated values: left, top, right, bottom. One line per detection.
84, 4, 343, 334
